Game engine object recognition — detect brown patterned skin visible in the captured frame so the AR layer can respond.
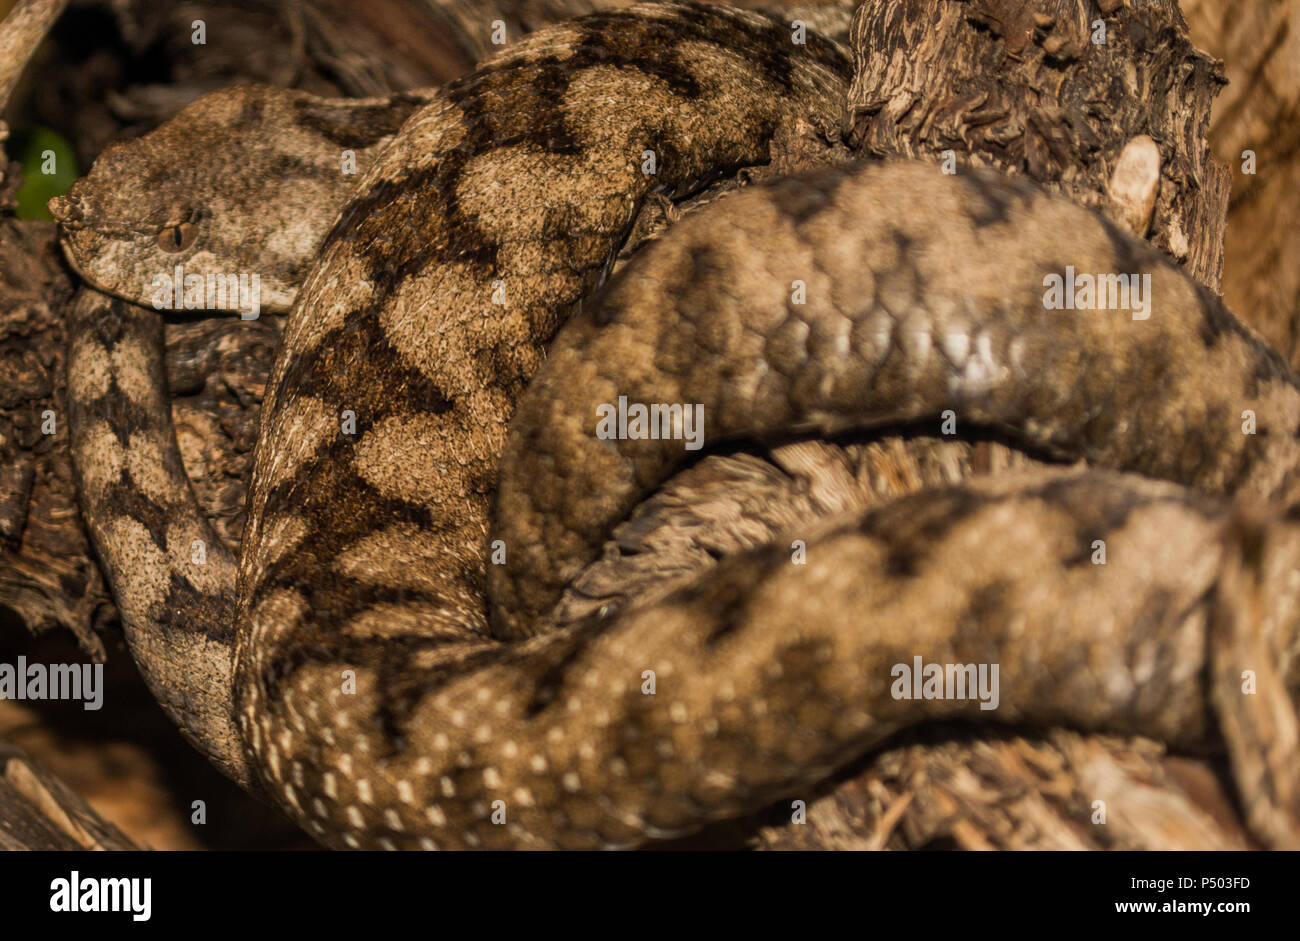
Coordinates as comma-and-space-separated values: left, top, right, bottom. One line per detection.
65, 287, 257, 787
238, 129, 1300, 848
61, 2, 1300, 850
237, 1, 851, 847
58, 83, 439, 788
486, 161, 1300, 846
490, 160, 1300, 632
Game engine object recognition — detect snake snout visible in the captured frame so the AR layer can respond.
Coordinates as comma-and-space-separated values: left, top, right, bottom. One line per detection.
48, 190, 83, 227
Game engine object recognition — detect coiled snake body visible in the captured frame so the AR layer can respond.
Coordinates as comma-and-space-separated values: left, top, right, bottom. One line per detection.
55, 2, 1300, 848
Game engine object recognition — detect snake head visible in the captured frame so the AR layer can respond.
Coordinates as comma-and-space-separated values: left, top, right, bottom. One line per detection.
49, 84, 367, 315
51, 164, 211, 305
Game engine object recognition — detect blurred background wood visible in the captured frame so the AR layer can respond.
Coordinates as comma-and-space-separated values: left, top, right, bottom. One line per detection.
1183, 0, 1300, 368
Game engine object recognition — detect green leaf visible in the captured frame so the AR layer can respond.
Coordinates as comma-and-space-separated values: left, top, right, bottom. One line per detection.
7, 127, 81, 221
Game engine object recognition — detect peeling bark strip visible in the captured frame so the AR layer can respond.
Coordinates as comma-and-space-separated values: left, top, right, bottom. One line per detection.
1183, 0, 1300, 370
0, 0, 72, 189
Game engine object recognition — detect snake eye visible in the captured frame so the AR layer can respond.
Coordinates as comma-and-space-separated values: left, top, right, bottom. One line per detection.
156, 221, 197, 253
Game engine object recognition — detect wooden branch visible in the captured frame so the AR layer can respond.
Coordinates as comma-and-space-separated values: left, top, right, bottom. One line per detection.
0, 742, 140, 850
0, 0, 70, 124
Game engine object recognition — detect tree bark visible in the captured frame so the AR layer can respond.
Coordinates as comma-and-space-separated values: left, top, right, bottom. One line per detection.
1182, 0, 1300, 366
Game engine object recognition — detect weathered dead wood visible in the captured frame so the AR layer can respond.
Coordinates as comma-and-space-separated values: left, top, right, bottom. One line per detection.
0, 214, 96, 650
0, 0, 69, 183
1182, 0, 1300, 368
0, 741, 139, 849
749, 730, 1252, 850
848, 0, 1228, 290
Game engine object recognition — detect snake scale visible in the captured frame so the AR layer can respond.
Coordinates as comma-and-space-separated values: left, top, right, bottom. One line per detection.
51, 1, 1300, 849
